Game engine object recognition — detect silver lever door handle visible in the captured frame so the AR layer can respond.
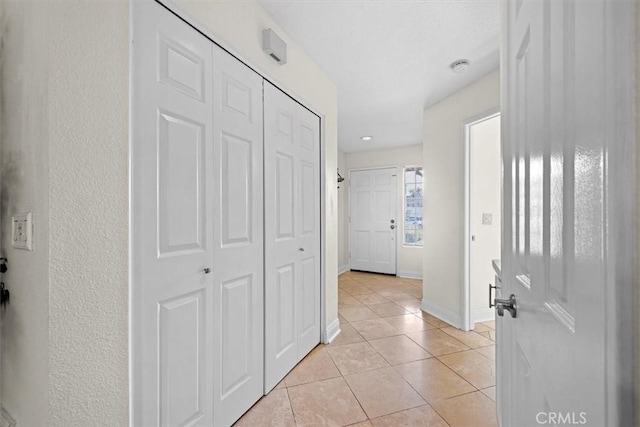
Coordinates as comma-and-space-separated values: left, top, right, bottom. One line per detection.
495, 294, 517, 318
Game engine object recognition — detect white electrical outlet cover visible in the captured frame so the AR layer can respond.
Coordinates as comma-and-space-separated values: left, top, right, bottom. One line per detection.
12, 212, 33, 250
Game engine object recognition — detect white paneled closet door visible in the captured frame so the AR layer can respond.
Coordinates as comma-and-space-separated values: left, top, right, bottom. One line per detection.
211, 45, 265, 426
132, 2, 214, 425
264, 82, 321, 392
133, 2, 264, 426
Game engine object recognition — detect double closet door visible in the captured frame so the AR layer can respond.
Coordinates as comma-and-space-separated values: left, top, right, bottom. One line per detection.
131, 2, 320, 426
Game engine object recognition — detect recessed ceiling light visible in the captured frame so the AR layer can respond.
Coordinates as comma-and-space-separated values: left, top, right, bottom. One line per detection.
361, 136, 373, 141
450, 59, 470, 73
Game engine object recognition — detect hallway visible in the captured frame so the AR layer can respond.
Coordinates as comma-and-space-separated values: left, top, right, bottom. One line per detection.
235, 272, 498, 426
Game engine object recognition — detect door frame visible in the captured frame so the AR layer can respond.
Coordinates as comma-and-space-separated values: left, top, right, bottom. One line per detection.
462, 108, 500, 332
129, 1, 329, 422
347, 166, 398, 275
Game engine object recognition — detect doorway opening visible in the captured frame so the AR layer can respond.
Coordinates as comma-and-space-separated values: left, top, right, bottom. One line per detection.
463, 110, 501, 332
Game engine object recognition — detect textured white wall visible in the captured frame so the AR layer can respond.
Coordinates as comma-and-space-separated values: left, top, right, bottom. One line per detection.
338, 150, 348, 272
0, 1, 129, 425
172, 0, 340, 335
344, 145, 424, 277
0, 1, 51, 425
47, 2, 129, 425
422, 70, 500, 319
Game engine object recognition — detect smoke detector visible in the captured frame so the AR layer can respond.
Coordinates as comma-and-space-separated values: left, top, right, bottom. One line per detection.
450, 59, 470, 73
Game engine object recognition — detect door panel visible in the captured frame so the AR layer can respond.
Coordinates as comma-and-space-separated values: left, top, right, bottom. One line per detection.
211, 44, 264, 427
133, 3, 266, 425
264, 82, 321, 391
159, 290, 206, 427
349, 168, 397, 274
500, 0, 634, 425
132, 3, 214, 425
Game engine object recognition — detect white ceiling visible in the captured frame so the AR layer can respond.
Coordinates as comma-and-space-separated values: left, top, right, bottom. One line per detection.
259, 0, 500, 153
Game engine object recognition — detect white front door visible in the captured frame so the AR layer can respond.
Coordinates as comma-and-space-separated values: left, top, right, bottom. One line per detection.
264, 82, 321, 391
349, 168, 397, 275
500, 0, 635, 425
211, 45, 265, 426
132, 3, 214, 425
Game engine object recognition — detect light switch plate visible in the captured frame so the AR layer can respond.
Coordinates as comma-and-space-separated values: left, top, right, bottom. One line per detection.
482, 213, 493, 225
12, 212, 33, 251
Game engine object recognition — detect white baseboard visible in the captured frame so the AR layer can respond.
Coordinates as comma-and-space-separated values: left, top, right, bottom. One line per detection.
324, 318, 341, 344
0, 407, 15, 427
472, 308, 495, 324
338, 265, 349, 275
421, 299, 462, 329
397, 270, 423, 279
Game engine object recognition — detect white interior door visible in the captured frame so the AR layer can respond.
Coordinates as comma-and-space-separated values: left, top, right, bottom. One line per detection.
211, 45, 264, 426
133, 3, 266, 425
469, 114, 501, 325
349, 168, 397, 275
132, 3, 214, 425
500, 0, 635, 425
264, 82, 321, 392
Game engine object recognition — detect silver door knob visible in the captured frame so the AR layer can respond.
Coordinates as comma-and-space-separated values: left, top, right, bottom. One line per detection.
203, 268, 211, 274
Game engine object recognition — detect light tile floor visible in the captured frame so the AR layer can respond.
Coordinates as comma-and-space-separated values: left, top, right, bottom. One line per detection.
235, 272, 498, 427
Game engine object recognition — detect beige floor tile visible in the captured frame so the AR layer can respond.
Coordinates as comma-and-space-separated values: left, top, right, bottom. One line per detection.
368, 335, 432, 365
431, 391, 498, 427
376, 289, 408, 297
393, 298, 422, 313
406, 329, 470, 356
383, 314, 435, 333
367, 302, 411, 317
489, 331, 495, 341
370, 404, 448, 427
481, 320, 496, 330
404, 289, 423, 299
274, 380, 286, 390
480, 386, 496, 401
384, 292, 416, 303
339, 295, 364, 308
355, 293, 391, 305
438, 350, 495, 389
234, 389, 296, 427
284, 347, 341, 387
394, 358, 475, 402
474, 345, 495, 362
330, 322, 366, 347
416, 312, 452, 328
347, 287, 377, 296
478, 331, 491, 340
351, 318, 402, 340
348, 421, 373, 427
344, 367, 426, 419
288, 377, 368, 426
440, 327, 494, 348
339, 306, 381, 322
473, 323, 492, 333
327, 341, 389, 375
